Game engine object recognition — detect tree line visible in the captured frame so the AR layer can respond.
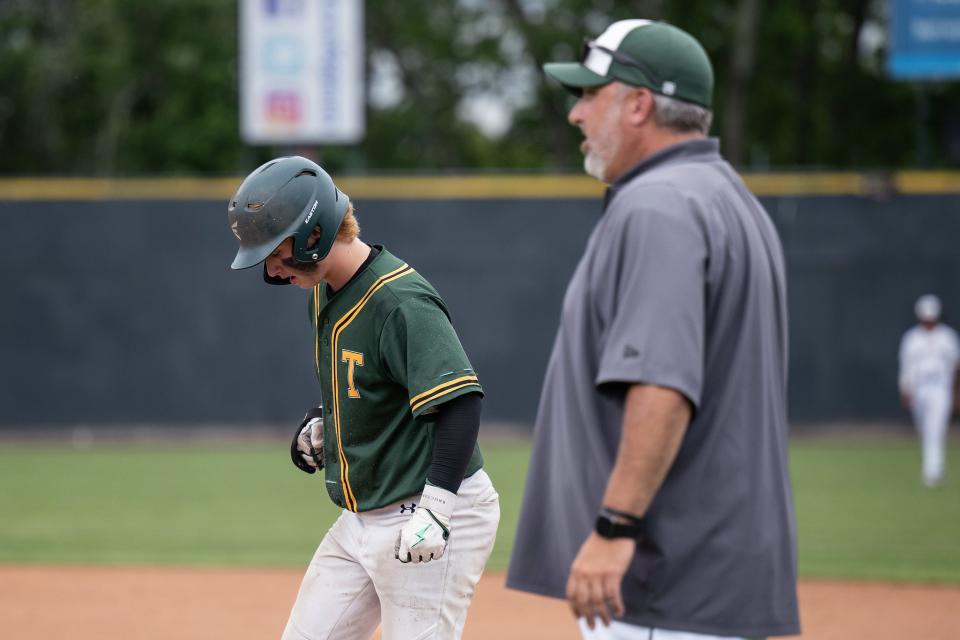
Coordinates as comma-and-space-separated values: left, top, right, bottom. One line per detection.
0, 0, 957, 175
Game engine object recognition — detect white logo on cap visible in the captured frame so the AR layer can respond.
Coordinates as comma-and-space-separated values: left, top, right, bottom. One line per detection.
662, 81, 676, 95
584, 19, 653, 76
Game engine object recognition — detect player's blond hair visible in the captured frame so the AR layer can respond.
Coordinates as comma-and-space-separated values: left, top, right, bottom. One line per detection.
306, 203, 359, 247
335, 203, 360, 242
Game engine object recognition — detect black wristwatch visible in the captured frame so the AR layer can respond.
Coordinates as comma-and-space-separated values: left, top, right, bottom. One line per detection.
595, 507, 644, 540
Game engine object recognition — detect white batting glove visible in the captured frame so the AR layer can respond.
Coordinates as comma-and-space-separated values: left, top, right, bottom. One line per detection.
290, 407, 324, 474
298, 417, 324, 469
395, 484, 456, 564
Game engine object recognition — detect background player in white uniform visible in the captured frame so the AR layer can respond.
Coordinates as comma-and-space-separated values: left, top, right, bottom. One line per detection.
227, 156, 500, 640
899, 294, 960, 487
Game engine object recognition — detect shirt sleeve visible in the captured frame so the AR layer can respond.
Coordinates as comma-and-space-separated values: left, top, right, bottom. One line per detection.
594, 188, 708, 408
379, 295, 483, 417
898, 332, 911, 393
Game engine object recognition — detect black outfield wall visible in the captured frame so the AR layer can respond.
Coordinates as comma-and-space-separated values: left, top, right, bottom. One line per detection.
1, 181, 957, 428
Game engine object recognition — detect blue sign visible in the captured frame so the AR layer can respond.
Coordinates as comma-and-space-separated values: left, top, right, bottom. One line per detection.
888, 0, 960, 80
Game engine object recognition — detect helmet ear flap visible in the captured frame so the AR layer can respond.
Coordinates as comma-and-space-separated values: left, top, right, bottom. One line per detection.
303, 225, 326, 262
291, 187, 350, 264
294, 168, 323, 262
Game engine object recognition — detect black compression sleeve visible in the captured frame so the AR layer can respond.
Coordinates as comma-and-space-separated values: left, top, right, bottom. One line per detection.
428, 392, 482, 493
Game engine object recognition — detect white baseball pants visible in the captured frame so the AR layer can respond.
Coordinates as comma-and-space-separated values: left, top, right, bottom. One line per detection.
911, 385, 953, 486
579, 619, 764, 640
280, 469, 500, 640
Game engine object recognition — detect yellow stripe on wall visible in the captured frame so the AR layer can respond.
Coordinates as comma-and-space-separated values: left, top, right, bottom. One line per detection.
335, 175, 605, 199
1, 172, 959, 200
892, 171, 960, 194
0, 176, 604, 200
742, 173, 868, 196
0, 178, 242, 200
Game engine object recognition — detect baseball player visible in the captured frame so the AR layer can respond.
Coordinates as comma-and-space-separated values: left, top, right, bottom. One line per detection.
899, 294, 960, 487
227, 156, 500, 640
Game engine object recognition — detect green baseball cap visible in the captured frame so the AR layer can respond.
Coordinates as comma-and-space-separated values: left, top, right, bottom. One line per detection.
543, 20, 714, 109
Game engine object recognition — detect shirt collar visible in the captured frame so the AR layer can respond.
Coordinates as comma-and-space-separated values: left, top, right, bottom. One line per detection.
603, 137, 721, 210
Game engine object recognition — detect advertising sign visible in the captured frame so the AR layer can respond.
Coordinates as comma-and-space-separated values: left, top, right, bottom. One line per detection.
888, 0, 960, 80
241, 0, 365, 143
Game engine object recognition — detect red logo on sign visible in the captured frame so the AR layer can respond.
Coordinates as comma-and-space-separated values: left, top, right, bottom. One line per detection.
265, 91, 301, 124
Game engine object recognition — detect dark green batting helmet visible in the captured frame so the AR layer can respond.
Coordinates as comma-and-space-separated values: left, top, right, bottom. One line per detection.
227, 156, 350, 271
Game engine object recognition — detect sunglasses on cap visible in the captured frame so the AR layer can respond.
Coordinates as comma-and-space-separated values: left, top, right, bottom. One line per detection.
581, 39, 662, 87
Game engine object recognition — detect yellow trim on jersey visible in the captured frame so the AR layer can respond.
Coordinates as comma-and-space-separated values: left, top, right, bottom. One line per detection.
409, 375, 481, 414
313, 284, 321, 376
410, 381, 482, 414
409, 375, 480, 406
329, 263, 414, 511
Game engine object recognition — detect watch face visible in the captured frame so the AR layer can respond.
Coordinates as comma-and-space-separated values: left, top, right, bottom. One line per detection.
595, 515, 640, 539
595, 515, 617, 538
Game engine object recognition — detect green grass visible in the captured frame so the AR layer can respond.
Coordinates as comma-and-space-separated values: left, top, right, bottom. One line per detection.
2, 438, 960, 582
792, 442, 960, 583
0, 440, 530, 569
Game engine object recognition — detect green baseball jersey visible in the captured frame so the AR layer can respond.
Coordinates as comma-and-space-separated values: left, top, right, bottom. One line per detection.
309, 247, 484, 512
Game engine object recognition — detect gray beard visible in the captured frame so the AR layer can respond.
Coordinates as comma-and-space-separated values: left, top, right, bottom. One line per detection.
583, 153, 608, 183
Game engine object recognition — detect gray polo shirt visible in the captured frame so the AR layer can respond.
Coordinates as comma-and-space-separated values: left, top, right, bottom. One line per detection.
506, 139, 800, 637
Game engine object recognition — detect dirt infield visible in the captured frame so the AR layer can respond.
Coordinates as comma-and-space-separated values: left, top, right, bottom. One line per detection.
2, 566, 959, 639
